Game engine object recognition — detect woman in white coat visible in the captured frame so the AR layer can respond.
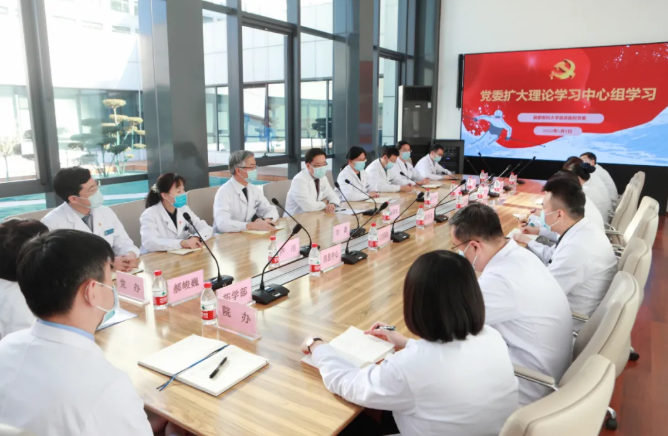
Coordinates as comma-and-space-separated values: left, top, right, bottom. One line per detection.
301, 250, 518, 436
336, 146, 380, 203
564, 157, 611, 220
139, 173, 213, 254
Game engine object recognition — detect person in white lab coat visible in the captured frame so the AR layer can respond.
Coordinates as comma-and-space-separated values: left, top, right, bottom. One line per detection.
301, 250, 518, 436
580, 152, 618, 203
0, 219, 48, 340
336, 146, 380, 202
449, 203, 572, 405
213, 151, 280, 233
388, 140, 430, 187
285, 148, 340, 216
41, 167, 140, 272
139, 173, 213, 254
513, 177, 618, 330
564, 157, 611, 220
0, 229, 181, 436
367, 146, 414, 194
413, 143, 454, 181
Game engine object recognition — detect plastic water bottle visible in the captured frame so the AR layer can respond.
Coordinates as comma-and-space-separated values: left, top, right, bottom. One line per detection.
493, 178, 501, 194
477, 185, 485, 201
382, 207, 391, 224
416, 206, 425, 229
509, 172, 517, 194
424, 189, 432, 208
455, 193, 464, 209
152, 270, 168, 311
480, 170, 487, 184
268, 235, 279, 268
467, 175, 476, 191
450, 181, 458, 197
368, 223, 379, 251
200, 282, 217, 326
309, 243, 321, 277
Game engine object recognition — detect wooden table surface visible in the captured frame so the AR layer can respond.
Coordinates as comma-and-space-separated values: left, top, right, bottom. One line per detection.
96, 177, 546, 436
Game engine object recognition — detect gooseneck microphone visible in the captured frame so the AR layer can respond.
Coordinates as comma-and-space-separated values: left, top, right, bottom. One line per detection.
390, 192, 424, 243
344, 178, 378, 216
465, 157, 479, 176
478, 152, 494, 175
334, 181, 367, 237
182, 212, 233, 290
488, 165, 512, 198
434, 179, 467, 223
516, 156, 536, 185
271, 198, 318, 257
253, 224, 302, 304
342, 202, 389, 265
504, 162, 523, 191
399, 171, 426, 202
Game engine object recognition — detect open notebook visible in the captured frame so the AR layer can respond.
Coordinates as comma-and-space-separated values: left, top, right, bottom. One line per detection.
139, 335, 268, 397
422, 184, 442, 189
242, 224, 287, 235
302, 326, 394, 368
111, 268, 143, 281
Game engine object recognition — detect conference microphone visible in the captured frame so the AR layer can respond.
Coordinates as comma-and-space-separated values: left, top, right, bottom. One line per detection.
478, 152, 494, 175
488, 165, 512, 198
334, 181, 367, 238
503, 162, 524, 192
434, 179, 467, 223
271, 198, 319, 257
465, 157, 479, 176
342, 202, 389, 265
183, 212, 234, 290
399, 171, 425, 202
390, 192, 424, 243
344, 179, 378, 216
253, 224, 301, 305
516, 156, 536, 185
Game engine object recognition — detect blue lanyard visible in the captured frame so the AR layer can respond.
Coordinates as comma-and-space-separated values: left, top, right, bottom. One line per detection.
156, 344, 229, 391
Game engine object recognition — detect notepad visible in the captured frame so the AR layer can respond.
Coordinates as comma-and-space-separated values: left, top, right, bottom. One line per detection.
168, 247, 202, 256
139, 335, 268, 397
366, 197, 391, 204
242, 224, 286, 235
422, 184, 442, 189
111, 268, 143, 281
506, 228, 538, 241
301, 326, 395, 368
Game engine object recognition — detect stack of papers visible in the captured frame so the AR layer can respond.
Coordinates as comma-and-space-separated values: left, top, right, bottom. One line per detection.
366, 197, 393, 204
242, 224, 286, 235
422, 184, 442, 189
168, 247, 202, 256
96, 307, 137, 331
302, 326, 395, 368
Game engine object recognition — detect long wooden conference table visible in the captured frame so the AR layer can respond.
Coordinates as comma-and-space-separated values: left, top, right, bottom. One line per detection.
96, 177, 546, 436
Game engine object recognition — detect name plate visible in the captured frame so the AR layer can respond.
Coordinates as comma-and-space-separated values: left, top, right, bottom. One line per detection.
167, 270, 204, 306
389, 204, 401, 221
423, 208, 435, 226
320, 244, 343, 272
217, 298, 258, 338
278, 237, 301, 263
332, 222, 350, 244
377, 225, 392, 248
116, 271, 147, 304
430, 191, 439, 207
217, 277, 252, 304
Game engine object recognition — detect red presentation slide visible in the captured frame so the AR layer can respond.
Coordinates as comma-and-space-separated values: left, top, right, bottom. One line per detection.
461, 42, 668, 166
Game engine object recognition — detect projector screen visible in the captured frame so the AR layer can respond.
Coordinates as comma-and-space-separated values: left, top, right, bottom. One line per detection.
460, 42, 668, 166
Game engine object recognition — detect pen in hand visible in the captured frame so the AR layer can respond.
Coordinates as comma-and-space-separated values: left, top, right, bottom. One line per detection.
209, 357, 228, 379
375, 325, 396, 331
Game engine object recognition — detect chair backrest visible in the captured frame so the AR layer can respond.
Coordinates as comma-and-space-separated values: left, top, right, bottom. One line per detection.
623, 207, 658, 247
0, 423, 35, 436
326, 170, 335, 190
108, 200, 144, 247
2, 208, 53, 223
499, 355, 615, 436
634, 171, 645, 194
610, 183, 638, 233
564, 271, 639, 382
638, 196, 659, 215
262, 180, 292, 212
187, 186, 219, 227
618, 237, 652, 298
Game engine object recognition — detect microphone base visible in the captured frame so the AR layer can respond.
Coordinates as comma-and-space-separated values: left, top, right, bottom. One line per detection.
517, 179, 526, 185
488, 192, 500, 198
416, 197, 425, 203
342, 250, 368, 265
391, 231, 410, 243
300, 244, 319, 258
503, 186, 512, 192
435, 214, 449, 224
362, 208, 377, 216
350, 227, 367, 238
210, 275, 234, 291
252, 284, 290, 305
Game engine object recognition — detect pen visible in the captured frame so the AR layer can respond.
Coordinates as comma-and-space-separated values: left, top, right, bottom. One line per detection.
375, 325, 396, 331
209, 357, 228, 379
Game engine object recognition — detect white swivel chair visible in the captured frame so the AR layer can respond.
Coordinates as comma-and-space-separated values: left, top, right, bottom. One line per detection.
187, 186, 219, 228
608, 198, 658, 250
0, 423, 34, 436
262, 180, 292, 212
109, 200, 144, 248
607, 183, 638, 235
2, 208, 53, 223
325, 170, 335, 191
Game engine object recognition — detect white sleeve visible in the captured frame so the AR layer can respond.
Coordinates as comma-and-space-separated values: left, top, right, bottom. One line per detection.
527, 240, 555, 265
214, 188, 250, 233
388, 164, 411, 186
291, 178, 327, 212
337, 173, 367, 201
547, 251, 585, 297
312, 344, 414, 412
187, 209, 214, 241
111, 211, 140, 257
139, 211, 182, 252
538, 227, 560, 242
0, 287, 34, 338
254, 195, 280, 221
323, 180, 341, 206
478, 274, 519, 325
369, 167, 400, 193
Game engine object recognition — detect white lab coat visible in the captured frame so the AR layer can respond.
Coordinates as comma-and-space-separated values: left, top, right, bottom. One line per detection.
367, 159, 401, 193
538, 194, 604, 242
213, 177, 279, 233
594, 164, 618, 202
42, 203, 140, 257
413, 155, 452, 181
583, 177, 612, 220
139, 203, 213, 254
388, 158, 418, 186
336, 165, 372, 202
285, 169, 340, 216
478, 240, 573, 405
0, 322, 152, 436
0, 279, 33, 340
311, 326, 518, 436
527, 218, 618, 328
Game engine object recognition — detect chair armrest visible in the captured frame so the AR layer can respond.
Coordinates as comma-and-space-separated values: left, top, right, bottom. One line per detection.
604, 223, 616, 231
513, 364, 558, 391
572, 311, 589, 322
606, 230, 624, 237
612, 244, 624, 251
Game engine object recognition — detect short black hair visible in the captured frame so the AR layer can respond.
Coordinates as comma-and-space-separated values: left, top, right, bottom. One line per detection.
397, 140, 410, 149
543, 176, 585, 219
17, 229, 115, 318
580, 152, 597, 163
380, 146, 400, 158
404, 250, 485, 342
0, 219, 49, 282
551, 170, 579, 184
345, 146, 366, 161
305, 148, 326, 164
53, 167, 93, 203
145, 172, 186, 209
430, 143, 444, 153
449, 203, 504, 242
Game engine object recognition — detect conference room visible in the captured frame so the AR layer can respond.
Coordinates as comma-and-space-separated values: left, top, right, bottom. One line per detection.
0, 0, 667, 435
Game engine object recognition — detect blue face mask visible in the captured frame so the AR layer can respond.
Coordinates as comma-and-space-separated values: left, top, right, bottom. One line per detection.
458, 242, 478, 270
242, 168, 258, 182
78, 190, 104, 209
432, 154, 442, 163
353, 161, 366, 172
401, 151, 411, 161
170, 193, 187, 209
91, 282, 119, 327
540, 210, 559, 231
313, 166, 328, 179
385, 161, 395, 170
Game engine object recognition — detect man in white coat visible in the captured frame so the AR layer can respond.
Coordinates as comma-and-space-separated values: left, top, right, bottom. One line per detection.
580, 152, 618, 203
213, 151, 279, 233
285, 148, 340, 216
388, 141, 430, 186
0, 230, 159, 436
413, 143, 454, 181
514, 177, 618, 329
41, 167, 140, 272
450, 203, 573, 405
366, 146, 413, 193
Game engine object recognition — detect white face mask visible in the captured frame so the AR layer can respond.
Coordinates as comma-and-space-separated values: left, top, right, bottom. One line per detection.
86, 281, 118, 327
459, 242, 478, 270
76, 190, 104, 209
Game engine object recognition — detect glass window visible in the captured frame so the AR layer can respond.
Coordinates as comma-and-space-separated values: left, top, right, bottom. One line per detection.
203, 11, 229, 166
379, 0, 400, 52
301, 0, 333, 33
301, 34, 333, 156
45, 0, 145, 179
0, 0, 38, 184
241, 0, 287, 22
378, 57, 399, 147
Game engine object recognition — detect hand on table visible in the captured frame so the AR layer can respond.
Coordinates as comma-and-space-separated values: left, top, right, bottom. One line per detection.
364, 322, 408, 350
512, 232, 533, 245
248, 219, 277, 232
180, 237, 203, 249
369, 191, 381, 198
521, 225, 539, 235
114, 252, 139, 272
419, 179, 430, 185
301, 337, 326, 355
399, 185, 414, 193
325, 204, 337, 214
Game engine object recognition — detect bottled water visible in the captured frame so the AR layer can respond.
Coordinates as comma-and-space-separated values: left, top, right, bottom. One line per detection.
455, 193, 464, 209
477, 185, 485, 201
382, 207, 392, 224
309, 243, 321, 277
200, 282, 217, 326
480, 170, 487, 184
509, 172, 517, 194
416, 206, 425, 229
467, 175, 476, 191
493, 178, 501, 194
268, 235, 279, 268
152, 270, 168, 311
424, 189, 432, 208
368, 223, 379, 251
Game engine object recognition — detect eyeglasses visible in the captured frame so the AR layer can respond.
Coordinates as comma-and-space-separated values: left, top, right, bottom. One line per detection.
86, 179, 101, 194
450, 240, 470, 250
239, 165, 258, 171
310, 163, 328, 168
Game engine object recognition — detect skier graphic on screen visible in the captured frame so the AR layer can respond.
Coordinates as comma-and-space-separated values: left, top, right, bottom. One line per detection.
470, 110, 513, 151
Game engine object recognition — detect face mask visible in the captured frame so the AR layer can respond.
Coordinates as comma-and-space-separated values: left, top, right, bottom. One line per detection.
385, 161, 395, 170
540, 210, 560, 231
78, 190, 104, 209
401, 151, 411, 160
88, 281, 118, 327
459, 242, 478, 270
432, 154, 442, 163
312, 166, 327, 179
169, 193, 187, 209
243, 169, 258, 182
353, 161, 366, 172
